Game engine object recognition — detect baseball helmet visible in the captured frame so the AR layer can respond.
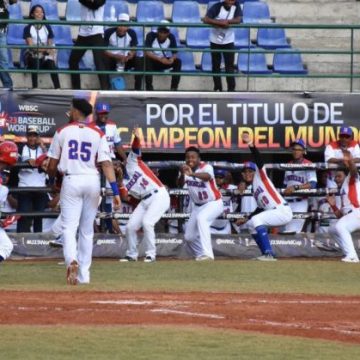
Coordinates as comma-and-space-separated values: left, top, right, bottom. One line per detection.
290, 139, 306, 149
95, 103, 110, 114
242, 161, 256, 171
214, 169, 227, 178
0, 141, 18, 166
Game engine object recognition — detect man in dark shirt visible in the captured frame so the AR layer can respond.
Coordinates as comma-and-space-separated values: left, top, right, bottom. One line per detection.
204, 0, 241, 92
144, 21, 182, 91
104, 13, 142, 90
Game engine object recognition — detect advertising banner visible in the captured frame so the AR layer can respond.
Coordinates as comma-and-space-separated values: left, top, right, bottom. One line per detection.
0, 90, 359, 153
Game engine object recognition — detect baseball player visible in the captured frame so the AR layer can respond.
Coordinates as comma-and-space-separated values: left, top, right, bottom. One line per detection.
283, 139, 317, 232
47, 98, 121, 285
210, 169, 237, 234
119, 128, 170, 263
240, 132, 293, 261
327, 152, 360, 262
235, 162, 258, 233
0, 141, 19, 262
179, 146, 224, 261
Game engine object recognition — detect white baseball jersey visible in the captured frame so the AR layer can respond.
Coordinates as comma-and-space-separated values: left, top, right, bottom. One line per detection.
211, 183, 237, 230
48, 122, 112, 174
97, 120, 121, 158
253, 166, 287, 210
185, 163, 222, 205
284, 159, 317, 189
19, 145, 47, 187
324, 140, 360, 162
123, 150, 164, 199
339, 173, 360, 214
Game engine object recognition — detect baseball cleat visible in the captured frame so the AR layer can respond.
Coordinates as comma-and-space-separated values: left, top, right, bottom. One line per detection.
119, 256, 137, 262
49, 237, 63, 248
195, 255, 214, 261
341, 256, 360, 263
66, 260, 79, 285
256, 254, 278, 262
144, 256, 155, 263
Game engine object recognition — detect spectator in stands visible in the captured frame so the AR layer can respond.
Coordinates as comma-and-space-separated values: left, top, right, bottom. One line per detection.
0, 0, 17, 90
17, 125, 48, 233
69, 0, 110, 90
144, 21, 182, 91
203, 0, 241, 92
104, 13, 142, 90
23, 5, 60, 89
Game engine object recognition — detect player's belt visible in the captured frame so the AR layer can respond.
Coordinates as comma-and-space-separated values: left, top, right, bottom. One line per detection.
287, 198, 303, 203
141, 189, 158, 200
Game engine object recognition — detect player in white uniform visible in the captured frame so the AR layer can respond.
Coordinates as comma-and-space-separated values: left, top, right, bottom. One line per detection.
210, 169, 237, 235
283, 139, 317, 232
0, 141, 19, 262
120, 128, 170, 262
47, 98, 120, 285
327, 152, 360, 262
241, 133, 293, 261
179, 146, 224, 261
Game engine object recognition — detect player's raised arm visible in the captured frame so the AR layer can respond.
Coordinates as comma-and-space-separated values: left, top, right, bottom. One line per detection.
131, 127, 142, 155
241, 132, 264, 169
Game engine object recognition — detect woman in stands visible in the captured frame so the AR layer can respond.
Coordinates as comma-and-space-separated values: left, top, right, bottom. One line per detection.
23, 4, 60, 89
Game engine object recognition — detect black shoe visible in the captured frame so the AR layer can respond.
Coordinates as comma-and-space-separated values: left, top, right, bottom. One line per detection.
119, 256, 137, 262
144, 256, 155, 263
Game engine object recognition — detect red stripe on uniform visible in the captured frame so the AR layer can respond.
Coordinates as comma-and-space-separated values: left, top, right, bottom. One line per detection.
259, 169, 281, 204
348, 175, 360, 208
137, 158, 163, 187
209, 178, 222, 200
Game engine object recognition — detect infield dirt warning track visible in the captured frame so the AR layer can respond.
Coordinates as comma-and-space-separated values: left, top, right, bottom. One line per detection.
1, 291, 360, 344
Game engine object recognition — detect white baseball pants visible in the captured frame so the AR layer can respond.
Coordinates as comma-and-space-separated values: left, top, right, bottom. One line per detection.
284, 199, 308, 232
247, 204, 293, 234
329, 209, 360, 259
125, 187, 170, 259
60, 174, 100, 283
51, 215, 62, 237
0, 228, 13, 260
184, 199, 224, 259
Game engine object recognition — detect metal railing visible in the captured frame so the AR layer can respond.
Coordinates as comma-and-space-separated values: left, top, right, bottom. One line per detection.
1, 19, 360, 91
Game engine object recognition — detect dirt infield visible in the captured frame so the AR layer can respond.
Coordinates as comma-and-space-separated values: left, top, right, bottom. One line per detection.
1, 291, 360, 344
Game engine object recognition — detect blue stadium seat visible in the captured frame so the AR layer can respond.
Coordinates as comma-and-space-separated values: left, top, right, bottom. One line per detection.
8, 49, 15, 69
257, 28, 290, 49
186, 27, 210, 48
7, 24, 26, 45
273, 49, 307, 74
132, 27, 145, 57
136, 1, 164, 22
65, 0, 81, 21
104, 1, 129, 21
172, 1, 201, 23
57, 49, 94, 70
200, 51, 212, 72
242, 2, 271, 24
30, 0, 59, 20
207, 1, 218, 10
8, 2, 23, 19
52, 25, 73, 45
176, 50, 196, 72
238, 49, 272, 74
234, 28, 253, 49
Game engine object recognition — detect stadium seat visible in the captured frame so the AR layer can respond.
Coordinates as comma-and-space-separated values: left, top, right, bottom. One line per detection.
132, 27, 145, 57
8, 2, 23, 19
242, 2, 271, 24
30, 0, 59, 20
186, 27, 210, 48
172, 1, 201, 23
136, 1, 164, 22
207, 1, 218, 10
234, 28, 253, 49
104, 1, 129, 21
238, 49, 272, 74
52, 25, 73, 45
256, 28, 290, 49
65, 0, 81, 21
273, 49, 308, 74
7, 24, 26, 45
200, 51, 227, 72
57, 49, 95, 70
176, 50, 196, 72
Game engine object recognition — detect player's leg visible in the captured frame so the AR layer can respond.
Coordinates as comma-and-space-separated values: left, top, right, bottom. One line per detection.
0, 228, 13, 262
184, 207, 202, 258
196, 199, 224, 259
77, 177, 101, 283
49, 214, 63, 248
141, 189, 170, 261
329, 211, 360, 261
284, 200, 308, 232
124, 202, 146, 260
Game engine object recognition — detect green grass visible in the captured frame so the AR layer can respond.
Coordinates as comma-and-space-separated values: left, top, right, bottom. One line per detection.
1, 259, 360, 295
0, 326, 359, 360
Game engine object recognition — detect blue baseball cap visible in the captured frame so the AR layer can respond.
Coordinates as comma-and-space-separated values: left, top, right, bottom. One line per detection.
95, 103, 110, 114
215, 169, 227, 178
290, 139, 306, 149
242, 161, 256, 171
339, 126, 353, 137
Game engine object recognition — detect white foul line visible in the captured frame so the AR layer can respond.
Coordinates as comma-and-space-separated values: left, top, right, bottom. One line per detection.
151, 308, 224, 319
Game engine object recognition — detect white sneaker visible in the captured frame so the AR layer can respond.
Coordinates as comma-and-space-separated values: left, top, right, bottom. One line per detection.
256, 254, 278, 262
341, 256, 360, 263
195, 255, 213, 261
144, 256, 155, 263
